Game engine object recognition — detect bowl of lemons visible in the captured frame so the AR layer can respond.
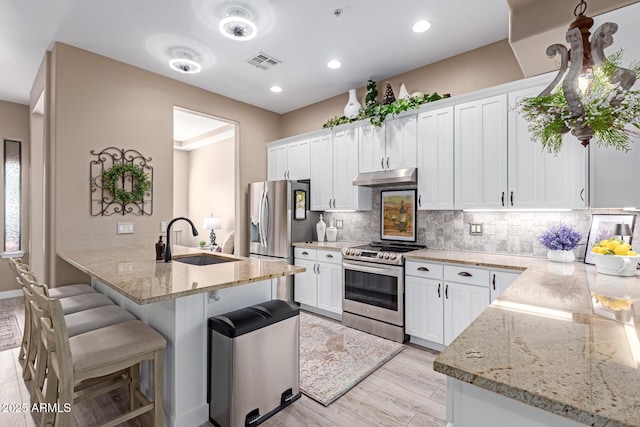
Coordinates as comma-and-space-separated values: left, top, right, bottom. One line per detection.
591, 239, 640, 276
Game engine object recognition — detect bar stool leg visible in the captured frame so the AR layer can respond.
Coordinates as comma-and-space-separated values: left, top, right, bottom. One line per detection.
153, 349, 164, 427
129, 364, 139, 411
41, 365, 58, 427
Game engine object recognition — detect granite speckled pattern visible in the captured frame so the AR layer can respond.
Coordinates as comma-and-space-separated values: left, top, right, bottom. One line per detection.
293, 241, 364, 251
58, 245, 305, 304
421, 249, 640, 427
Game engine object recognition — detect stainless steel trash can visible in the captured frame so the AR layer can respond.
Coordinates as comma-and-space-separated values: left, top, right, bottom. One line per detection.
208, 300, 300, 427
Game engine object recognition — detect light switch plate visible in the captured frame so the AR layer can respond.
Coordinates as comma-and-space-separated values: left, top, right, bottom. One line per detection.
117, 222, 134, 234
336, 219, 343, 229
160, 221, 167, 233
469, 223, 483, 235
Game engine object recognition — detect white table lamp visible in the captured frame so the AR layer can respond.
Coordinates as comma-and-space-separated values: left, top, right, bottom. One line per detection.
202, 215, 222, 247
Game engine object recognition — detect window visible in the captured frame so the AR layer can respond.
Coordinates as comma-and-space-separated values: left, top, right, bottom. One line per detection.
4, 140, 21, 253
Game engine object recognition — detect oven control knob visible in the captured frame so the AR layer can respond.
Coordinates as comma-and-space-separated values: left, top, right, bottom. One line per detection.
355, 249, 362, 256
389, 254, 397, 260
342, 248, 349, 255
384, 253, 391, 259
376, 253, 383, 259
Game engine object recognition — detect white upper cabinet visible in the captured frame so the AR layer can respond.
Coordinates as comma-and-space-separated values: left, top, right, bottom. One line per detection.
590, 134, 640, 208
455, 94, 508, 210
385, 115, 418, 170
359, 123, 387, 173
417, 107, 454, 210
508, 86, 586, 209
358, 116, 417, 173
310, 130, 371, 211
267, 137, 310, 181
310, 134, 333, 211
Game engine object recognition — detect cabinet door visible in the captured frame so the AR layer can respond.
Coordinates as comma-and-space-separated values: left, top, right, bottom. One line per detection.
454, 95, 508, 209
294, 259, 317, 306
359, 123, 386, 173
288, 138, 310, 180
508, 86, 586, 209
417, 107, 454, 210
333, 128, 372, 210
405, 275, 444, 344
310, 134, 333, 211
267, 145, 288, 181
385, 115, 417, 170
444, 282, 490, 345
317, 262, 342, 314
590, 133, 640, 208
490, 270, 520, 302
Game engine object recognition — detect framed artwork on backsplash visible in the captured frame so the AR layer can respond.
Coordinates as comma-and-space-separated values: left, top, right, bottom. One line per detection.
381, 189, 416, 241
584, 213, 636, 264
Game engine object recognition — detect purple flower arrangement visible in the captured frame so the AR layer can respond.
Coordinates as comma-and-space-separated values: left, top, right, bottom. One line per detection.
539, 224, 582, 251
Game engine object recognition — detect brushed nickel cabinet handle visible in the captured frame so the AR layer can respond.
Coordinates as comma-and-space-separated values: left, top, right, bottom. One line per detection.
418, 194, 421, 207
492, 274, 496, 290
417, 266, 430, 272
438, 283, 441, 298
501, 191, 505, 206
510, 191, 514, 206
301, 251, 309, 255
386, 157, 389, 168
381, 157, 384, 169
326, 254, 333, 258
445, 284, 449, 299
458, 272, 473, 277
580, 188, 585, 201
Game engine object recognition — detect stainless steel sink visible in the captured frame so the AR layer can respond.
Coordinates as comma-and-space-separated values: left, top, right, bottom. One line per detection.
172, 253, 239, 266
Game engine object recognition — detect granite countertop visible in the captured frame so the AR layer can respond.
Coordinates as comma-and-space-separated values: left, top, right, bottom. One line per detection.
58, 245, 304, 305
293, 241, 364, 251
418, 249, 640, 427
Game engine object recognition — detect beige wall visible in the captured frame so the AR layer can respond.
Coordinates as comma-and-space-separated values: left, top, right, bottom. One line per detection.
281, 39, 524, 137
0, 100, 30, 292
50, 43, 281, 285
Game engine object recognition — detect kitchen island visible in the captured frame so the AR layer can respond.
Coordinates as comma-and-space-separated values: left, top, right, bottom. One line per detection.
409, 250, 640, 427
58, 245, 304, 427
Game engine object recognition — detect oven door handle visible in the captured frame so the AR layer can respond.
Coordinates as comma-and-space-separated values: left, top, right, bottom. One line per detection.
342, 261, 402, 276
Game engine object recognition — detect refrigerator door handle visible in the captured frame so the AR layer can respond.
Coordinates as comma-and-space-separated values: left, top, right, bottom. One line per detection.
258, 189, 267, 247
262, 189, 270, 247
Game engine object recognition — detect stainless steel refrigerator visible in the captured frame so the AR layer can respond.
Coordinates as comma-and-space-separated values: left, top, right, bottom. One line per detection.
248, 180, 318, 301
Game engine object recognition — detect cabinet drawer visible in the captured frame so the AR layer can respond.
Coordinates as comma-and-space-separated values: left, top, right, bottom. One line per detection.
316, 249, 342, 265
405, 261, 443, 280
294, 247, 317, 260
444, 264, 489, 287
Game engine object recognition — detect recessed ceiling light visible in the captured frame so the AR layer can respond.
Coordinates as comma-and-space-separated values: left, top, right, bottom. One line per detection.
412, 20, 431, 33
169, 51, 201, 74
220, 7, 257, 41
270, 86, 282, 93
327, 59, 342, 69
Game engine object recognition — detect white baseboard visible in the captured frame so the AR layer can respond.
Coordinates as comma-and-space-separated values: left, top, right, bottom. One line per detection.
0, 289, 22, 299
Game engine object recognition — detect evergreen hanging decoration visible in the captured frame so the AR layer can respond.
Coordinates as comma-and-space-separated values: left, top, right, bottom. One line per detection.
365, 79, 378, 107
381, 81, 396, 105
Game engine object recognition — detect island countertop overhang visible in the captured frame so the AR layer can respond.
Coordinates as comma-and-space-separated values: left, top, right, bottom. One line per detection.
58, 245, 304, 305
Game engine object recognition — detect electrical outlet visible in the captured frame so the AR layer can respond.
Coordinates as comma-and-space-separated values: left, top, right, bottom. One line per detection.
160, 221, 167, 233
469, 223, 483, 235
336, 219, 343, 229
117, 222, 134, 234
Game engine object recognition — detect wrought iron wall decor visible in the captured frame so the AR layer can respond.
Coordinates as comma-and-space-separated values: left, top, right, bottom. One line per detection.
90, 147, 153, 216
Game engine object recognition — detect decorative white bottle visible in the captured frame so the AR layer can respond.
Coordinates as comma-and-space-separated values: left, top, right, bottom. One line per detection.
316, 214, 326, 242
326, 220, 337, 242
398, 83, 410, 100
343, 89, 362, 119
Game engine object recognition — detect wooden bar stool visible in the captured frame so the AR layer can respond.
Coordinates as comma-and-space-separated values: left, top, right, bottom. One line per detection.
34, 285, 166, 427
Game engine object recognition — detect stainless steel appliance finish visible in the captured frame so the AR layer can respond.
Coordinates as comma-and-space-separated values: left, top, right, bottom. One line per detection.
249, 180, 318, 301
342, 242, 425, 342
208, 301, 300, 427
352, 167, 417, 187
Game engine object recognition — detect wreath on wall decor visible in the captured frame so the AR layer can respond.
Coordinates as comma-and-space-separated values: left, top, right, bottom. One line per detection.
102, 163, 151, 204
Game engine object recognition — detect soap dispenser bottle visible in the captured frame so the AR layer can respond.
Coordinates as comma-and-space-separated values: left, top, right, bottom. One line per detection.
155, 236, 166, 260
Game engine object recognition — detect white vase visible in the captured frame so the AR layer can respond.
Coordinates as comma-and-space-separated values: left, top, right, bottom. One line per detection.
343, 89, 362, 119
326, 220, 337, 242
316, 214, 326, 242
547, 249, 575, 263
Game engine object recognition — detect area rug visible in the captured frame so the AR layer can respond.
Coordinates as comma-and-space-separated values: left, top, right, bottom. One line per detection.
0, 310, 21, 351
299, 311, 405, 406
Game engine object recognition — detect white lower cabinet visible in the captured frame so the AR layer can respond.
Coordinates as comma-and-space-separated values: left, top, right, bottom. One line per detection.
406, 260, 521, 349
490, 269, 521, 302
294, 248, 342, 317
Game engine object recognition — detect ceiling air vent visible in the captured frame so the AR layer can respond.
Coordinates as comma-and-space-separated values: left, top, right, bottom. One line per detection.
247, 52, 281, 70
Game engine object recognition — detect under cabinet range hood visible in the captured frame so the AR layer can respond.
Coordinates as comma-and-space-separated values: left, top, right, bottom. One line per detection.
352, 168, 417, 187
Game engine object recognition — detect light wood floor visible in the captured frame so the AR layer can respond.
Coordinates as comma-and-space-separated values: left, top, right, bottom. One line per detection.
1, 297, 446, 426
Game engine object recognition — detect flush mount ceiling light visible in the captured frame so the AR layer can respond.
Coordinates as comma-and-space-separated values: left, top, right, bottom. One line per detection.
327, 59, 342, 69
169, 50, 201, 74
412, 20, 431, 33
219, 7, 257, 41
270, 85, 282, 93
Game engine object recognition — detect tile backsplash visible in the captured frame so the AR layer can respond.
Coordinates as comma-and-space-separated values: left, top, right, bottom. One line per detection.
322, 188, 639, 261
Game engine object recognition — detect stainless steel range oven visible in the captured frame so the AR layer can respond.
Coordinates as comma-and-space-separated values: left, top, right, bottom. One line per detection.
342, 242, 425, 342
